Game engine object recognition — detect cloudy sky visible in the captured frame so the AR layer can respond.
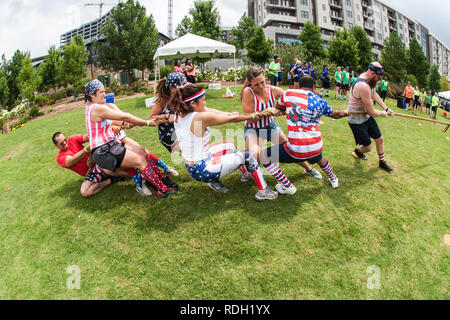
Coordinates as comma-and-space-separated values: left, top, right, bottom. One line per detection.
0, 0, 448, 60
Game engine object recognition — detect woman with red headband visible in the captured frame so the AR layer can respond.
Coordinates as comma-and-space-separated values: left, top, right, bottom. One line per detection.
171, 84, 279, 201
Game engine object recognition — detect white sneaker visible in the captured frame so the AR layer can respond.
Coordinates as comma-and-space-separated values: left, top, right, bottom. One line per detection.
240, 172, 252, 183
275, 183, 297, 195
304, 168, 323, 180
254, 187, 279, 202
136, 183, 152, 196
329, 177, 339, 189
164, 166, 179, 177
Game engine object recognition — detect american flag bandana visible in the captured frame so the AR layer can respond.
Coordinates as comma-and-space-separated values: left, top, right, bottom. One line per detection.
166, 72, 188, 88
85, 79, 103, 97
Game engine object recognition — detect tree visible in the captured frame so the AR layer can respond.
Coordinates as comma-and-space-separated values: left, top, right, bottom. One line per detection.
350, 26, 373, 73
407, 39, 429, 88
380, 32, 407, 83
232, 14, 257, 50
327, 28, 359, 71
175, 15, 192, 38
428, 64, 441, 93
58, 35, 88, 89
17, 55, 41, 103
440, 76, 449, 92
96, 0, 159, 84
298, 21, 326, 64
188, 0, 222, 40
2, 50, 26, 109
0, 69, 9, 108
38, 46, 61, 93
246, 27, 273, 66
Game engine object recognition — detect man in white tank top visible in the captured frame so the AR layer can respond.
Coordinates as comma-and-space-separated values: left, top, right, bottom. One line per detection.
347, 62, 395, 172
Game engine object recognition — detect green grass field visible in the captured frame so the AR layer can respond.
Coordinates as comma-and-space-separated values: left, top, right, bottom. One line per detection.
0, 87, 448, 300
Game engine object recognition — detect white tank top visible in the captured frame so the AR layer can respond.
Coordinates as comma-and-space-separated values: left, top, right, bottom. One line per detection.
174, 112, 210, 162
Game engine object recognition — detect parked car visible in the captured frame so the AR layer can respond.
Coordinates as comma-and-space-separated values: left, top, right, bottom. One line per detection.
441, 99, 450, 112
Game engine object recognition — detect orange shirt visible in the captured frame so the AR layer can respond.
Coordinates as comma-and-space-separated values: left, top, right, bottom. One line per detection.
404, 85, 414, 99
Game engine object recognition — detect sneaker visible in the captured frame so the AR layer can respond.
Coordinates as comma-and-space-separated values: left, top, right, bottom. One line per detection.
208, 181, 229, 193
352, 148, 367, 160
156, 190, 169, 199
136, 184, 152, 196
254, 187, 279, 202
304, 168, 323, 180
275, 183, 297, 195
379, 161, 394, 172
164, 166, 179, 177
162, 177, 179, 191
240, 172, 252, 183
329, 177, 339, 189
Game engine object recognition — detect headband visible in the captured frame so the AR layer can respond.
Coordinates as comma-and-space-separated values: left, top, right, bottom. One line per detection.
85, 79, 103, 96
183, 89, 206, 104
369, 63, 384, 76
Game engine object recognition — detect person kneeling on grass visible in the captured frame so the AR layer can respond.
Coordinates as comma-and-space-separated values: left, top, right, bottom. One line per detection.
84, 79, 177, 199
260, 76, 349, 193
53, 132, 152, 198
171, 84, 279, 202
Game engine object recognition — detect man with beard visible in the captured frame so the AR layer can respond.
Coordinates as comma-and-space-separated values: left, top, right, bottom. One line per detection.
347, 62, 395, 172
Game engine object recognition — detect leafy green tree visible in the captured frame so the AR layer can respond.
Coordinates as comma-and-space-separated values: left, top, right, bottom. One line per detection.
188, 0, 222, 40
17, 55, 41, 103
232, 14, 257, 50
298, 21, 326, 64
0, 69, 9, 108
246, 27, 273, 66
350, 26, 373, 73
407, 39, 429, 88
96, 0, 159, 84
380, 32, 407, 83
2, 50, 26, 109
327, 28, 359, 71
428, 64, 441, 93
176, 15, 192, 38
38, 46, 61, 93
58, 35, 88, 89
440, 76, 449, 92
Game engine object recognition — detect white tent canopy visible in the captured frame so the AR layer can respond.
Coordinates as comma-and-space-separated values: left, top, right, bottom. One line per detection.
153, 33, 237, 92
438, 91, 450, 100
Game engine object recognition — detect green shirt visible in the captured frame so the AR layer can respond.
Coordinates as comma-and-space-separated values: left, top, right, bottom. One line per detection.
342, 71, 350, 85
414, 90, 420, 97
376, 84, 379, 91
426, 96, 432, 104
381, 80, 389, 91
269, 62, 281, 77
351, 76, 356, 84
335, 71, 342, 82
432, 96, 439, 107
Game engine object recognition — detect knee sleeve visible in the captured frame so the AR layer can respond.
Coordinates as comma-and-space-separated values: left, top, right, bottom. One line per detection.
241, 150, 259, 173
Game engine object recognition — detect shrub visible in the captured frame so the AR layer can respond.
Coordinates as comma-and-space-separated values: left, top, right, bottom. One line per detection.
138, 86, 148, 93
160, 65, 173, 79
144, 88, 153, 95
29, 106, 43, 119
35, 95, 55, 107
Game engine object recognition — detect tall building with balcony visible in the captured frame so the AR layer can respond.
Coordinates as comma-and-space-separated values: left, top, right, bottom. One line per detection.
247, 0, 449, 78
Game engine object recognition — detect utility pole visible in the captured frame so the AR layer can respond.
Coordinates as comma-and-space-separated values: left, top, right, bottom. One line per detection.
168, 0, 173, 38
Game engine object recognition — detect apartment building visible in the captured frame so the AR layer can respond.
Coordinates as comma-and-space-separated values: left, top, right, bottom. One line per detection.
60, 11, 111, 47
247, 0, 450, 78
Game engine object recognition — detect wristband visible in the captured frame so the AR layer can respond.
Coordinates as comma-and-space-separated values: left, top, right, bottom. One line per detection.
146, 120, 150, 127
252, 113, 257, 120
84, 147, 89, 153
122, 121, 125, 126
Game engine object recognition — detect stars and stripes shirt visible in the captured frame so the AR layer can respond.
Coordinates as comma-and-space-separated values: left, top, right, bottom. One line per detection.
244, 86, 275, 129
85, 104, 118, 150
278, 89, 333, 160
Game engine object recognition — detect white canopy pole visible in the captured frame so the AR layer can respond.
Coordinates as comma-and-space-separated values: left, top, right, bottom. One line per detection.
233, 52, 237, 96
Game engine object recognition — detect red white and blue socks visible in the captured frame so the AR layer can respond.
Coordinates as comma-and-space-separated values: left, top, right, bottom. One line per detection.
319, 161, 337, 181
263, 163, 292, 189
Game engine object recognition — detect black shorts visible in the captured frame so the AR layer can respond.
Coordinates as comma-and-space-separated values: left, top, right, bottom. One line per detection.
294, 77, 300, 83
92, 140, 126, 172
426, 103, 431, 108
348, 117, 382, 147
186, 75, 197, 83
264, 142, 323, 165
336, 82, 342, 88
322, 81, 331, 89
432, 106, 438, 113
158, 124, 177, 153
342, 84, 350, 90
405, 98, 412, 104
